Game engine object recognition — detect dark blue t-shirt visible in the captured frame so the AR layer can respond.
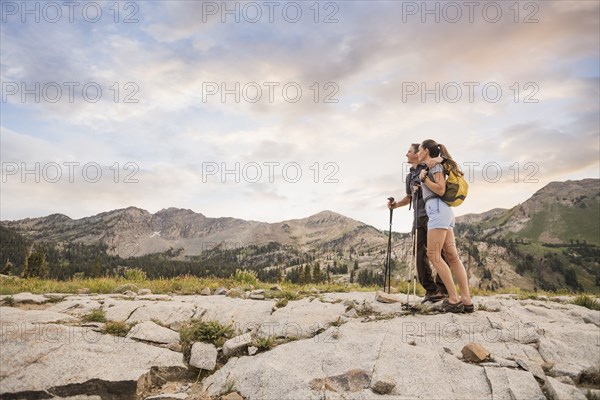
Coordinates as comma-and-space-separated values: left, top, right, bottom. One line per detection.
406, 164, 427, 218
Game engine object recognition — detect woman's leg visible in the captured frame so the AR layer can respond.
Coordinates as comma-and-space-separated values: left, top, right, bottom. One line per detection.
427, 228, 459, 303
443, 228, 472, 305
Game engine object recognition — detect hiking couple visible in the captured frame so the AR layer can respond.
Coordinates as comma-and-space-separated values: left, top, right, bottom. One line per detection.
388, 139, 474, 313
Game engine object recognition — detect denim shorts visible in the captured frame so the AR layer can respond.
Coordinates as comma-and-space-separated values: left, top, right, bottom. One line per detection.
425, 197, 455, 230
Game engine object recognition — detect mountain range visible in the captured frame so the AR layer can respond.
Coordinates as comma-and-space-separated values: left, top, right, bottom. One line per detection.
1, 179, 598, 292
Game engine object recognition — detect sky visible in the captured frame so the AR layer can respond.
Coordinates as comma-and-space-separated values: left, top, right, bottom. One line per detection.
1, 0, 599, 233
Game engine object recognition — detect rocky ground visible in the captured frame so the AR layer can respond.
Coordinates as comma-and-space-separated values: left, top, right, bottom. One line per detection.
1, 288, 599, 400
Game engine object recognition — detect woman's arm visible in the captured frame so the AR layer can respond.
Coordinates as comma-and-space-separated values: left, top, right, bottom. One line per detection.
423, 171, 446, 196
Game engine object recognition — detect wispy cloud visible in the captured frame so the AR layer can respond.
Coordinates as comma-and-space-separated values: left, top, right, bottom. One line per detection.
1, 0, 598, 232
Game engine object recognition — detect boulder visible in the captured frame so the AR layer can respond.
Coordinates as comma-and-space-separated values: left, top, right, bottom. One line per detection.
200, 288, 211, 296
9, 292, 49, 305
214, 288, 228, 296
257, 298, 346, 338
126, 302, 196, 326
126, 321, 180, 345
375, 291, 400, 304
545, 376, 587, 400
223, 334, 252, 357
138, 289, 152, 295
462, 343, 490, 363
46, 299, 103, 317
0, 323, 185, 398
189, 342, 217, 370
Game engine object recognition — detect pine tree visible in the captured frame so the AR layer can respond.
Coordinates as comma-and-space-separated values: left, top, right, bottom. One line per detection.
312, 263, 322, 283
23, 250, 48, 278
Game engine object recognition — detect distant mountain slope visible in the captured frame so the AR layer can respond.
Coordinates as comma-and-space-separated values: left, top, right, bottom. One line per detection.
456, 178, 600, 245
1, 208, 386, 257
2, 179, 598, 293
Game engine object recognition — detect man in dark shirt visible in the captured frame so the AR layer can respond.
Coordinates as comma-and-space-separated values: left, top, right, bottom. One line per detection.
388, 143, 448, 302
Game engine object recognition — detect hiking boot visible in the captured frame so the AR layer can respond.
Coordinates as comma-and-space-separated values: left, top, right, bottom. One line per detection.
462, 302, 475, 313
441, 299, 464, 313
421, 291, 448, 304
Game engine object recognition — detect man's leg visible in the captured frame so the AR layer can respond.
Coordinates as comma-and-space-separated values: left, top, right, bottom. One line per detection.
415, 216, 437, 295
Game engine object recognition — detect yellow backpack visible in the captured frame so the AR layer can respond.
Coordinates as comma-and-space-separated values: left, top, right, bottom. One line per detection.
441, 160, 468, 207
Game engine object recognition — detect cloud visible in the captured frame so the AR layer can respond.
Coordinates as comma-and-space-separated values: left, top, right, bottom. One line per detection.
1, 1, 598, 230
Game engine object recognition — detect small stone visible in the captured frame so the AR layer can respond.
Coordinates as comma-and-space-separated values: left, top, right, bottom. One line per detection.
227, 289, 240, 298
122, 290, 137, 298
214, 288, 227, 296
492, 356, 519, 368
138, 288, 152, 295
168, 343, 183, 353
221, 393, 243, 400
248, 346, 258, 356
375, 291, 400, 304
343, 309, 358, 318
78, 288, 90, 295
113, 284, 139, 294
189, 342, 218, 370
169, 321, 182, 332
554, 376, 575, 386
270, 285, 282, 291
249, 293, 265, 300
372, 376, 396, 394
200, 287, 211, 296
145, 393, 188, 400
223, 335, 252, 357
461, 342, 490, 363
310, 287, 320, 294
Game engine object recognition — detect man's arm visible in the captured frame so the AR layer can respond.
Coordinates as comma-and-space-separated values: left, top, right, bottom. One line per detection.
388, 195, 411, 209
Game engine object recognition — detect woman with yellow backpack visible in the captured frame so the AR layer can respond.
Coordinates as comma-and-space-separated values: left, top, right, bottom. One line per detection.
417, 139, 474, 313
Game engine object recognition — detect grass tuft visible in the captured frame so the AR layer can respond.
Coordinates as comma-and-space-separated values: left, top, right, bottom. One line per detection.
81, 309, 107, 323
572, 294, 600, 311
103, 321, 132, 336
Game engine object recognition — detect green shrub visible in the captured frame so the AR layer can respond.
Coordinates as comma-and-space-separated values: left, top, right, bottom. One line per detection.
124, 268, 147, 282
232, 269, 258, 286
3, 296, 15, 306
81, 309, 106, 323
275, 298, 288, 308
103, 321, 132, 336
572, 294, 600, 311
180, 320, 235, 348
251, 336, 276, 351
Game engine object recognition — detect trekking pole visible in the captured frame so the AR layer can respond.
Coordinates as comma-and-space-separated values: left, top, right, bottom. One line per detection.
384, 197, 394, 293
406, 230, 416, 304
413, 228, 418, 300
